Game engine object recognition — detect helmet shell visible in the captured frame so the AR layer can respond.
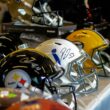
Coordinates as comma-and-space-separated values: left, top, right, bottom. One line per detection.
0, 48, 62, 90
36, 38, 82, 70
67, 29, 108, 56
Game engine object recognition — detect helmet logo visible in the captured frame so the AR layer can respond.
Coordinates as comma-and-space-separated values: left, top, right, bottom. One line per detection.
5, 69, 31, 88
19, 78, 26, 85
52, 48, 74, 64
52, 49, 61, 65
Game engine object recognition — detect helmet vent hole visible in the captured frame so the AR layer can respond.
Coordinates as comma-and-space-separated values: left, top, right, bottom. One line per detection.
55, 43, 61, 45
82, 32, 87, 34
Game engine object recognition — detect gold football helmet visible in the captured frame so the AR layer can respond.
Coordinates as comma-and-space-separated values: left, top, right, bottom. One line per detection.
67, 29, 110, 76
7, 0, 33, 24
67, 29, 108, 56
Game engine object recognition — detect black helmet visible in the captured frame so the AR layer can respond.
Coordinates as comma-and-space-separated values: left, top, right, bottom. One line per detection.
0, 48, 63, 91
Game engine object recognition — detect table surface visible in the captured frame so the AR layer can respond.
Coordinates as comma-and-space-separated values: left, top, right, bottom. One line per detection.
77, 75, 110, 110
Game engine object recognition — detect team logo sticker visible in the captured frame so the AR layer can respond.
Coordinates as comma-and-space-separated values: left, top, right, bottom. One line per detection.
5, 69, 31, 88
51, 49, 61, 65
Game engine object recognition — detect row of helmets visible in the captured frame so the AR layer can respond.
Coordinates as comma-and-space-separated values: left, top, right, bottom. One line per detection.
0, 0, 110, 110
0, 28, 110, 110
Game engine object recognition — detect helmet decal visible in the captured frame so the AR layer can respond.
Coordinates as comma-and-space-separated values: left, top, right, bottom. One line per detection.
19, 78, 26, 85
5, 69, 31, 88
52, 48, 61, 65
52, 48, 75, 65
13, 73, 21, 81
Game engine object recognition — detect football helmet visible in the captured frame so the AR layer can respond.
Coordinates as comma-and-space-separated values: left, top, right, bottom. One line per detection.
0, 48, 63, 90
0, 48, 77, 109
36, 38, 98, 95
7, 97, 70, 110
7, 0, 63, 26
67, 29, 110, 76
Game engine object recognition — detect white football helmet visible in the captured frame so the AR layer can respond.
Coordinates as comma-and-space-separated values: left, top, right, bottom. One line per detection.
36, 38, 98, 95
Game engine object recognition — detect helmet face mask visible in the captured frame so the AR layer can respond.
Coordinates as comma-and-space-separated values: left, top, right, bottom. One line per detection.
7, 0, 63, 26
36, 38, 98, 95
69, 63, 98, 94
